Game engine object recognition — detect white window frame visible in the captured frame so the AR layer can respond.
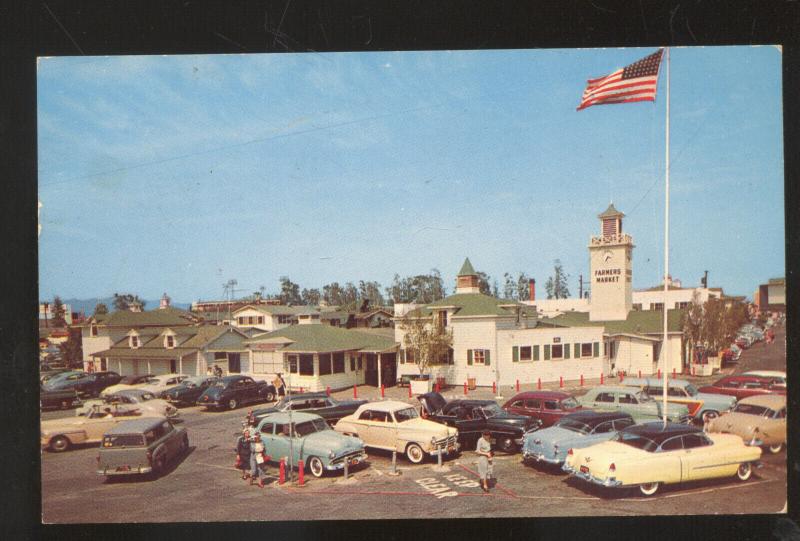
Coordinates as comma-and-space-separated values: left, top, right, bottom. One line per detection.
473, 349, 487, 365
519, 346, 532, 362
551, 344, 564, 360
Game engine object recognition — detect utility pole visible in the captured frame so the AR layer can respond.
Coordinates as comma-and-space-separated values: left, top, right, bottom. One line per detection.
579, 275, 583, 300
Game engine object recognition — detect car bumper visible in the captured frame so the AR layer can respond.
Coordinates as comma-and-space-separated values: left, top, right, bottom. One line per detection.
97, 466, 153, 476
428, 442, 461, 457
522, 450, 562, 465
197, 400, 221, 408
328, 452, 368, 470
562, 463, 623, 487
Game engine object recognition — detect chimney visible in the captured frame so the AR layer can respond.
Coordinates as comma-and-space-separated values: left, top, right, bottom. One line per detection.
159, 292, 171, 309
528, 278, 536, 301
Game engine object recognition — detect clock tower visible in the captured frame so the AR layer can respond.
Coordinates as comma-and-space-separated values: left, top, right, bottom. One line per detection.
588, 203, 633, 321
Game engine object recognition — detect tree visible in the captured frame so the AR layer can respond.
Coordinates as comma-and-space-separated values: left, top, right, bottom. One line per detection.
323, 282, 344, 305
93, 303, 109, 316
544, 260, 570, 299
397, 312, 453, 377
51, 296, 67, 327
340, 282, 359, 308
503, 273, 516, 300
358, 280, 385, 308
516, 272, 531, 301
279, 276, 302, 305
476, 272, 492, 296
112, 293, 146, 311
59, 328, 83, 369
301, 288, 321, 306
386, 270, 447, 304
683, 294, 750, 360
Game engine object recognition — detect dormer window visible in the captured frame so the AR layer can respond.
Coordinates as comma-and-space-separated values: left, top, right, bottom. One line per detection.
90, 324, 98, 337
130, 335, 140, 348
165, 335, 175, 349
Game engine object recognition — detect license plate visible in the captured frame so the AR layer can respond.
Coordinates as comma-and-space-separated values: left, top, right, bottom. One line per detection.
447, 445, 454, 453
116, 466, 131, 472
579, 465, 589, 474
350, 459, 358, 466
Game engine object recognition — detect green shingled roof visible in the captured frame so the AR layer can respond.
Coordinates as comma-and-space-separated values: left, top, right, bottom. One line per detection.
427, 293, 537, 317
246, 324, 398, 353
546, 309, 685, 335
457, 258, 476, 276
93, 307, 199, 328
598, 203, 624, 218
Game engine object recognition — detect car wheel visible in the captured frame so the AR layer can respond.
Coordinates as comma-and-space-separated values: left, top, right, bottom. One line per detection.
50, 435, 70, 453
60, 400, 71, 410
498, 436, 515, 453
265, 391, 275, 402
228, 398, 239, 410
701, 410, 719, 424
737, 462, 753, 481
768, 443, 783, 454
308, 456, 325, 478
639, 482, 660, 496
406, 443, 425, 464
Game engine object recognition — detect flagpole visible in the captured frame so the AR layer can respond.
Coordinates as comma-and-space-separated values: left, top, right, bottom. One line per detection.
662, 47, 670, 425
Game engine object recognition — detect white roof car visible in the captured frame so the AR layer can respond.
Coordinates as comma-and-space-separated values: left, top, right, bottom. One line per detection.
139, 374, 189, 395
743, 371, 786, 387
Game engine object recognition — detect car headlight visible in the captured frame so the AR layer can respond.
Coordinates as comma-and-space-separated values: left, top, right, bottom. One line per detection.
328, 450, 335, 459
431, 436, 437, 445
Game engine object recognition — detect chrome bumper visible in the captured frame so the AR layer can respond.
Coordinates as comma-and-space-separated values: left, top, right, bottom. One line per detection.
328, 452, 367, 470
522, 450, 562, 465
562, 463, 623, 487
97, 465, 152, 476
429, 442, 461, 456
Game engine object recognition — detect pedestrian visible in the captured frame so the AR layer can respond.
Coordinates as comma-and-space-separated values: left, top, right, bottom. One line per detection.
235, 429, 252, 480
476, 430, 493, 493
214, 364, 223, 378
206, 365, 214, 377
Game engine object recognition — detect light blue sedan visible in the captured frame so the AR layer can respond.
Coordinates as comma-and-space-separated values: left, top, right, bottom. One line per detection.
620, 377, 737, 423
256, 411, 367, 477
522, 411, 635, 466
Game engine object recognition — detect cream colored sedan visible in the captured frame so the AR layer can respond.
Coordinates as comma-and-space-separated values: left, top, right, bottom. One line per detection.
563, 422, 762, 496
706, 394, 787, 454
41, 405, 152, 452
334, 400, 459, 463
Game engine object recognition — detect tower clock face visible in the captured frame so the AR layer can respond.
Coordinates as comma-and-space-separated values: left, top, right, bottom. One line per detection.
603, 250, 613, 263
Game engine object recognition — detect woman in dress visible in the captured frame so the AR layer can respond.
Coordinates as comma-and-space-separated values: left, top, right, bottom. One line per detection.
476, 430, 493, 493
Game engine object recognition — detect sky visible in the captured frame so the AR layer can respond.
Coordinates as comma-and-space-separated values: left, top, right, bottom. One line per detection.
37, 46, 785, 303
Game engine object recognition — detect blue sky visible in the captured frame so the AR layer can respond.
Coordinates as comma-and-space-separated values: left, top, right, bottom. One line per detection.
37, 46, 784, 303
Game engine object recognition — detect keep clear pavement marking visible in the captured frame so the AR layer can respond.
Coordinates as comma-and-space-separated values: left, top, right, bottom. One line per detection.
415, 473, 481, 499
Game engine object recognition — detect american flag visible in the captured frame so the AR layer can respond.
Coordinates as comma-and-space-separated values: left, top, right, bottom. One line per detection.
577, 49, 664, 111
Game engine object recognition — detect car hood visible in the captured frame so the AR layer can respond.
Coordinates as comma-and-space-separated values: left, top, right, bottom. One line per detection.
303, 430, 364, 453
397, 417, 457, 436
486, 413, 536, 429
695, 392, 736, 409
417, 392, 447, 414
707, 412, 772, 435
525, 426, 587, 448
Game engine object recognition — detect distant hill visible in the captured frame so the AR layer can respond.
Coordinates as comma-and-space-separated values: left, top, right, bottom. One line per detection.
56, 297, 191, 316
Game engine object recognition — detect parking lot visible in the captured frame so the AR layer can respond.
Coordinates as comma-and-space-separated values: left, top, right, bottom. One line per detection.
41, 326, 787, 522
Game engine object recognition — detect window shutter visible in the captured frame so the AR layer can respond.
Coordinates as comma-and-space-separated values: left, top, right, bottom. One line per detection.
544, 345, 551, 360
593, 342, 600, 357
533, 345, 539, 361
467, 349, 473, 365
485, 350, 490, 366
400, 349, 405, 364
565, 344, 571, 359
574, 343, 580, 358
512, 346, 519, 362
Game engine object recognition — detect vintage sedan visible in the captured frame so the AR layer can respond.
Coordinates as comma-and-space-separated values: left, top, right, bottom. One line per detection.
162, 376, 220, 406
698, 375, 786, 401
619, 377, 736, 424
101, 374, 156, 396
417, 393, 540, 453
706, 394, 787, 454
256, 412, 367, 477
251, 392, 367, 425
139, 373, 189, 397
41, 404, 149, 452
43, 370, 122, 398
40, 386, 83, 410
578, 385, 691, 424
563, 423, 762, 496
522, 411, 635, 466
743, 370, 786, 389
502, 391, 583, 427
196, 375, 278, 410
79, 389, 179, 419
97, 417, 188, 479
335, 400, 459, 464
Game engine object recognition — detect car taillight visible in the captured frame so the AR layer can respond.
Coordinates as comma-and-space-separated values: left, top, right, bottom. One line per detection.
608, 463, 616, 472
567, 448, 573, 456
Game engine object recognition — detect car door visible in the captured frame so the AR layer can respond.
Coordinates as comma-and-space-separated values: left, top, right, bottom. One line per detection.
618, 392, 650, 420
268, 423, 297, 464
592, 392, 617, 412
657, 435, 687, 484
369, 410, 397, 450
541, 399, 561, 426
352, 409, 377, 447
679, 433, 731, 481
158, 420, 179, 461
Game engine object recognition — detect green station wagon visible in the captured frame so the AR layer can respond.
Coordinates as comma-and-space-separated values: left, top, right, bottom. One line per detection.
96, 417, 188, 479
578, 385, 691, 424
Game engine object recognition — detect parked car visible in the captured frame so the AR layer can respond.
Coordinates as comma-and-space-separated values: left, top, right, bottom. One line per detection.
502, 390, 583, 427
42, 370, 122, 398
251, 392, 367, 426
563, 422, 762, 496
618, 377, 736, 424
139, 373, 189, 397
40, 386, 83, 410
522, 411, 635, 466
335, 400, 459, 464
577, 385, 691, 424
196, 375, 278, 410
97, 417, 188, 479
41, 404, 148, 452
417, 392, 540, 453
697, 375, 786, 401
742, 370, 786, 389
255, 412, 367, 478
101, 374, 157, 396
706, 394, 787, 454
40, 365, 71, 384
162, 376, 220, 406
80, 389, 179, 419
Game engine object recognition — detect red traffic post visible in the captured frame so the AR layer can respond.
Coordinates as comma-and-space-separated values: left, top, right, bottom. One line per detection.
515, 379, 520, 392
408, 384, 412, 398
692, 365, 696, 376
381, 384, 385, 398
434, 382, 440, 393
580, 374, 584, 386
559, 376, 564, 388
619, 372, 624, 383
638, 370, 642, 379
353, 385, 358, 399
297, 460, 305, 486
326, 386, 331, 397
672, 368, 677, 379
492, 381, 497, 394
657, 369, 661, 379
600, 373, 604, 384
537, 378, 541, 390
279, 458, 286, 485
463, 381, 468, 395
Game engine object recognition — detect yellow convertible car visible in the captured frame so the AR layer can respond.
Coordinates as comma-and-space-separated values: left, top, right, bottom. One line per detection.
563, 422, 762, 496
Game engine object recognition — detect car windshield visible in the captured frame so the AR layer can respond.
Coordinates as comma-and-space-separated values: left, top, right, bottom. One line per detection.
394, 407, 419, 422
102, 434, 146, 448
555, 418, 590, 434
294, 418, 329, 436
684, 384, 699, 397
732, 403, 772, 417
481, 403, 504, 418
614, 432, 658, 452
183, 377, 206, 386
636, 391, 653, 402
212, 380, 228, 388
561, 397, 580, 409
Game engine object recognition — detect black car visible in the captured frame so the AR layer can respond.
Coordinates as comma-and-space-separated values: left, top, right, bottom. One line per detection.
251, 392, 368, 425
40, 386, 83, 410
196, 375, 278, 410
43, 371, 122, 398
418, 392, 541, 453
163, 376, 220, 406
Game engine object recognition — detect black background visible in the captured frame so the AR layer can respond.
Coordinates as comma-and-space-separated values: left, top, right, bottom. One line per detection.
2, 1, 799, 540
